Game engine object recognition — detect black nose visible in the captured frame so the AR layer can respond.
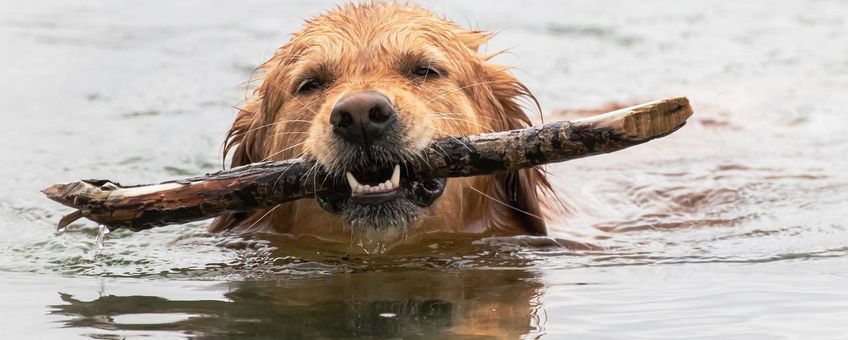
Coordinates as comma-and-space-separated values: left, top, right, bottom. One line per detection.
329, 91, 396, 147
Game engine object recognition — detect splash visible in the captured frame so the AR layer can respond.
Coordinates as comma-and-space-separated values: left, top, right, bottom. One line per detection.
92, 225, 110, 258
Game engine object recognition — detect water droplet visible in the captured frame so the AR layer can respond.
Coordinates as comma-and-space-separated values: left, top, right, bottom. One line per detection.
93, 225, 110, 258
379, 313, 396, 318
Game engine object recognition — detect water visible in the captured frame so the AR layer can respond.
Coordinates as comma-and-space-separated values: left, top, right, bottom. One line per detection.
92, 225, 109, 257
1, 0, 847, 338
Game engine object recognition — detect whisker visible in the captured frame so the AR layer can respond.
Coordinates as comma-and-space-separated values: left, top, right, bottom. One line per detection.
439, 110, 498, 122
270, 152, 305, 189
430, 142, 450, 160
263, 131, 309, 140
411, 150, 429, 168
320, 167, 333, 188
466, 186, 545, 222
424, 80, 497, 106
433, 116, 495, 133
271, 156, 304, 189
260, 142, 307, 162
230, 140, 305, 182
263, 79, 322, 117
300, 161, 321, 183
240, 119, 314, 135
446, 136, 473, 152
245, 204, 281, 232
220, 119, 310, 171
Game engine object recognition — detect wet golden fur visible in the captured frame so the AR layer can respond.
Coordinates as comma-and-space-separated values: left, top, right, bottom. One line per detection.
209, 2, 555, 242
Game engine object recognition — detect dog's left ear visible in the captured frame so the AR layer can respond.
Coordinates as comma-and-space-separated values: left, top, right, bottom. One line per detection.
467, 59, 555, 235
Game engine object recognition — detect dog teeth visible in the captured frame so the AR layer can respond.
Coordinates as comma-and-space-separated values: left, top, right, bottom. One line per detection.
347, 165, 402, 195
390, 165, 400, 188
346, 172, 361, 192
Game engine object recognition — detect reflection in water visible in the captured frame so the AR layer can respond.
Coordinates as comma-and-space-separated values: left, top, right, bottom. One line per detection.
51, 269, 545, 338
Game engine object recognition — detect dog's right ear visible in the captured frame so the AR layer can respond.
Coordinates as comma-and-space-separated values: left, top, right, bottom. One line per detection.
224, 52, 294, 167
213, 49, 298, 231
224, 100, 262, 167
212, 103, 260, 232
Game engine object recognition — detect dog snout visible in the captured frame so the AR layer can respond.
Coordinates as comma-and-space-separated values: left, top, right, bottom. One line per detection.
330, 91, 397, 147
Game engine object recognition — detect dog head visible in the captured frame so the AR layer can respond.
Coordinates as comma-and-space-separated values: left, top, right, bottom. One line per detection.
214, 3, 551, 238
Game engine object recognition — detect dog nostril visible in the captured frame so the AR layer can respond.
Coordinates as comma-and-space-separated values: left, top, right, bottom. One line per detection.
330, 91, 395, 146
338, 111, 354, 128
368, 107, 390, 123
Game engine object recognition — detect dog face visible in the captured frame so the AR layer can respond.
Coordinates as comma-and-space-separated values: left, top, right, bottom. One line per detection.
291, 10, 487, 230
214, 3, 550, 239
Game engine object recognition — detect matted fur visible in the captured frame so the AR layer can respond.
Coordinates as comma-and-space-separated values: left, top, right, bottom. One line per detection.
209, 2, 557, 241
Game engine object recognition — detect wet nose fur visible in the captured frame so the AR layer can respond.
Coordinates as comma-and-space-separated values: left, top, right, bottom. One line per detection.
329, 91, 397, 147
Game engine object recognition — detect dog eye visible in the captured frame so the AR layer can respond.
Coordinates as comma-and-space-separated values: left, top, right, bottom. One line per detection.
413, 66, 440, 78
296, 78, 323, 94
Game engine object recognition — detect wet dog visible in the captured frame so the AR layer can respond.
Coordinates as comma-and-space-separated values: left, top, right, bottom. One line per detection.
209, 2, 554, 245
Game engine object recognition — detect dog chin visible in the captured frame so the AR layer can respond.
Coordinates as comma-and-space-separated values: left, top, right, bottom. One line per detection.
312, 159, 448, 235
342, 198, 420, 233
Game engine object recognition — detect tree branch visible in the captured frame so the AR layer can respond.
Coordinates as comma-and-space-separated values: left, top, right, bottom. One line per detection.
43, 97, 693, 231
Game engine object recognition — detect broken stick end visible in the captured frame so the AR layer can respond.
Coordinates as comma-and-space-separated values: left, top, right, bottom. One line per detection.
41, 183, 75, 204
586, 96, 694, 141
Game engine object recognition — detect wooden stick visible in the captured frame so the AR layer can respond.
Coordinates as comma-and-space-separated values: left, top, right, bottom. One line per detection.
43, 97, 693, 231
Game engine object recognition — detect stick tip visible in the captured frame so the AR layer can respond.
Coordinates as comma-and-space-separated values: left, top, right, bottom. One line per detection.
619, 96, 694, 140
41, 183, 68, 198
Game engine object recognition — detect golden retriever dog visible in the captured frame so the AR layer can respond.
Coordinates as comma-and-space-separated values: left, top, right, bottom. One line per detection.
209, 2, 555, 246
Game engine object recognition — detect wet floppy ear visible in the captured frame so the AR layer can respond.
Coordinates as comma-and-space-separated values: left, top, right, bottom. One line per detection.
477, 62, 537, 130
224, 100, 262, 167
211, 60, 289, 232
223, 62, 290, 168
211, 99, 263, 232
471, 61, 557, 235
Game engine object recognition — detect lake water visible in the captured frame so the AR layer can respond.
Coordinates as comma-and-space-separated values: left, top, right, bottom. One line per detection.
1, 0, 847, 338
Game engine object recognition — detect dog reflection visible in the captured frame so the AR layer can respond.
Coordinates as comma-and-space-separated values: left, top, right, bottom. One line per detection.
50, 270, 545, 338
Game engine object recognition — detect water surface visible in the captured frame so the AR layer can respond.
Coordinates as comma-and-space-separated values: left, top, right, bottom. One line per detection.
1, 0, 847, 338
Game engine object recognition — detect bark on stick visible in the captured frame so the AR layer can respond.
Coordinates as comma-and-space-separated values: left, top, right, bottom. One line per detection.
43, 97, 693, 231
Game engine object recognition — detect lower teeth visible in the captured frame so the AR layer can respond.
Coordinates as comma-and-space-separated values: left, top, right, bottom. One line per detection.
347, 165, 401, 194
